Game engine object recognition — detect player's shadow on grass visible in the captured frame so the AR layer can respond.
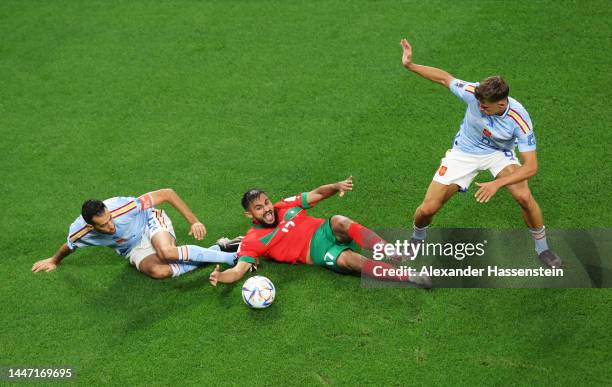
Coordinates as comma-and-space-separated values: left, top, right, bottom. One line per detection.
62, 255, 371, 344
61, 260, 218, 347
258, 260, 312, 290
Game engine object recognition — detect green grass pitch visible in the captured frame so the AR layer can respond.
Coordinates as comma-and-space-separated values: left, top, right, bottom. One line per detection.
1, 0, 611, 385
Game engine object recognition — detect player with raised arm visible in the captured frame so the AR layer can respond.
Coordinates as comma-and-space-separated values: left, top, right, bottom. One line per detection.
400, 38, 561, 267
32, 189, 237, 279
208, 177, 431, 288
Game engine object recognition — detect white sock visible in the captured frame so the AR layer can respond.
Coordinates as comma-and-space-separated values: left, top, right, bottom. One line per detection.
412, 223, 428, 241
169, 262, 200, 277
530, 226, 549, 255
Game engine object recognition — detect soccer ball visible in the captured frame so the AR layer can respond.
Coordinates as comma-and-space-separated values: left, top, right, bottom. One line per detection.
241, 276, 275, 309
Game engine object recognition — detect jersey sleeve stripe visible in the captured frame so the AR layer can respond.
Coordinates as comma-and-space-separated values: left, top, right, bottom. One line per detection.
69, 224, 89, 238
238, 256, 257, 264
465, 85, 476, 94
111, 201, 134, 213
508, 109, 531, 134
110, 201, 137, 218
69, 225, 93, 242
301, 192, 310, 209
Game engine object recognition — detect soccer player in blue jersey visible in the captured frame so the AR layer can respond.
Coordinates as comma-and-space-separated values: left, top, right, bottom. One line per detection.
400, 38, 561, 268
32, 189, 237, 279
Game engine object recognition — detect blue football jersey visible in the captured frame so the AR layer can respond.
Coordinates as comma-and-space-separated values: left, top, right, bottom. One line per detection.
449, 79, 536, 155
66, 194, 154, 256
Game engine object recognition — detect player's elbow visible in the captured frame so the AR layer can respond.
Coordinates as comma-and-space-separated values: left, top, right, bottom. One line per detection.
161, 188, 176, 196
152, 188, 176, 204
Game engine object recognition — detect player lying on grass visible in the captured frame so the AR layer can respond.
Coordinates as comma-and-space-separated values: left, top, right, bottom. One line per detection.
32, 189, 237, 279
400, 38, 561, 268
208, 177, 431, 288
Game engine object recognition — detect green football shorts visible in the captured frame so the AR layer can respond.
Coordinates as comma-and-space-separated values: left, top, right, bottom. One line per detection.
309, 219, 358, 272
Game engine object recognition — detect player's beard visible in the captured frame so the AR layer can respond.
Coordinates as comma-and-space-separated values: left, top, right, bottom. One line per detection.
258, 209, 279, 228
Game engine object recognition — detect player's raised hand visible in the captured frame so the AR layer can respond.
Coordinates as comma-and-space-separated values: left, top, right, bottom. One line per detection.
336, 175, 353, 197
32, 257, 58, 273
400, 39, 413, 68
475, 181, 501, 203
189, 221, 207, 240
209, 264, 221, 286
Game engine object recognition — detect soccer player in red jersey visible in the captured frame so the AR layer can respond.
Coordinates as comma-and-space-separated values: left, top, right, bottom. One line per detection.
209, 177, 431, 288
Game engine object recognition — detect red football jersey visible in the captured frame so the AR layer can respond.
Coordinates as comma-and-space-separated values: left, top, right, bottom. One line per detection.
237, 193, 325, 265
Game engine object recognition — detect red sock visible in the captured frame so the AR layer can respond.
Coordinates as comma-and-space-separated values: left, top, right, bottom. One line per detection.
362, 260, 410, 282
348, 222, 386, 250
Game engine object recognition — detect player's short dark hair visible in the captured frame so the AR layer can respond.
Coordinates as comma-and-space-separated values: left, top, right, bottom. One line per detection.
241, 189, 267, 210
81, 199, 107, 225
475, 76, 509, 102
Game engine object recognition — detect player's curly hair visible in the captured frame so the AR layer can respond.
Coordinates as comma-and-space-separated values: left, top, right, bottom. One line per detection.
81, 199, 107, 224
475, 76, 509, 102
241, 189, 267, 210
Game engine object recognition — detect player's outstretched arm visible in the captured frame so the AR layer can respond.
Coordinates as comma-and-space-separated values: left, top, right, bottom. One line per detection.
475, 151, 538, 203
306, 176, 353, 206
209, 261, 252, 286
400, 39, 454, 87
32, 243, 73, 273
149, 188, 207, 240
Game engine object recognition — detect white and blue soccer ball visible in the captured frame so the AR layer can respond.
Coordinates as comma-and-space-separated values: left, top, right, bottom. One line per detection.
241, 276, 275, 309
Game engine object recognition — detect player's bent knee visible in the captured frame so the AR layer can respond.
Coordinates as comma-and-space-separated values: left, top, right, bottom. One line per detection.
155, 245, 177, 260
331, 215, 352, 233
146, 265, 172, 280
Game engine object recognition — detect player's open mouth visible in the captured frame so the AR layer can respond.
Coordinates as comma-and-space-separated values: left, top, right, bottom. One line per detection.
263, 211, 274, 223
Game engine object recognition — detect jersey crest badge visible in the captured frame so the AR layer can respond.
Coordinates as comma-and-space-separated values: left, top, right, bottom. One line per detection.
528, 134, 536, 146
